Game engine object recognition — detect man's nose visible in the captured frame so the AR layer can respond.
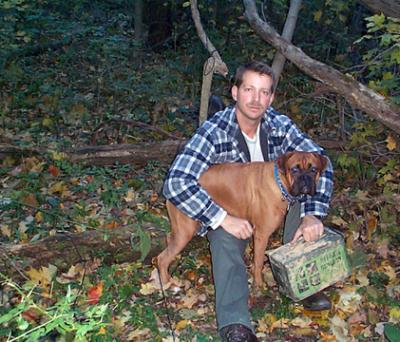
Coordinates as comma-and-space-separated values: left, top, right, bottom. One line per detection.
252, 91, 260, 102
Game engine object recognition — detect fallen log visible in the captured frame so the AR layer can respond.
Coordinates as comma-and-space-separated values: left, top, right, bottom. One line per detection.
1, 138, 346, 168
70, 140, 185, 167
0, 223, 167, 279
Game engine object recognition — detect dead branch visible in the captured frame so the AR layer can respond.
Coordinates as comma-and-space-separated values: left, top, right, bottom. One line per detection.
243, 0, 400, 134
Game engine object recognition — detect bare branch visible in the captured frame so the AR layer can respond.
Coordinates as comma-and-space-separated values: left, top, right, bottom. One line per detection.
243, 0, 400, 134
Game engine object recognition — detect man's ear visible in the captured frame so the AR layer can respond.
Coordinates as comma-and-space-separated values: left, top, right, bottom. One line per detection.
231, 85, 238, 101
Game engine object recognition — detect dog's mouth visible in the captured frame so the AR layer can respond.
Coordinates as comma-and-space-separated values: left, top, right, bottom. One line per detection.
290, 174, 317, 196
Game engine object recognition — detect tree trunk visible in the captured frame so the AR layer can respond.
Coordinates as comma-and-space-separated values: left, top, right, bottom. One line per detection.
359, 0, 400, 19
271, 0, 302, 85
243, 0, 400, 135
0, 223, 167, 279
134, 0, 144, 42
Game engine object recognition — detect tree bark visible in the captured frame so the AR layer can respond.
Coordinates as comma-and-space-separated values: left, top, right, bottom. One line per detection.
70, 140, 185, 167
271, 0, 302, 85
359, 0, 400, 19
190, 0, 229, 126
243, 0, 400, 135
0, 223, 167, 279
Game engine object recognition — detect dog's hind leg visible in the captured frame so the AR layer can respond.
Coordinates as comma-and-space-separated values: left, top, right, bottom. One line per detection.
157, 202, 198, 284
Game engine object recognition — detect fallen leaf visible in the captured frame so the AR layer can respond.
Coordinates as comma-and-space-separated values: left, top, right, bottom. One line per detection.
21, 193, 39, 207
0, 224, 11, 238
127, 327, 151, 341
292, 327, 315, 336
386, 135, 397, 151
21, 308, 40, 323
35, 211, 43, 223
175, 319, 189, 331
88, 282, 104, 305
348, 310, 367, 325
290, 316, 313, 328
48, 165, 60, 177
104, 220, 119, 229
366, 215, 377, 240
26, 264, 57, 288
98, 327, 106, 335
270, 318, 289, 332
329, 315, 349, 342
56, 264, 84, 284
389, 307, 400, 323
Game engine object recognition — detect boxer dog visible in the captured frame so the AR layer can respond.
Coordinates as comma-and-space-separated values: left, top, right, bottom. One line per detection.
157, 151, 328, 288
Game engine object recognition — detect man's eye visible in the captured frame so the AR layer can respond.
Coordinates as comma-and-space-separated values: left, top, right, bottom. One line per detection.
262, 90, 270, 96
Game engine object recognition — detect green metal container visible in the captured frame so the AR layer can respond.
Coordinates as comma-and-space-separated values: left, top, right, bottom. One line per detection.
267, 227, 351, 302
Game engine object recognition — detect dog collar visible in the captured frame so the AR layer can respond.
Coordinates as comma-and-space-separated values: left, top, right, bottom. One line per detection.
274, 163, 297, 203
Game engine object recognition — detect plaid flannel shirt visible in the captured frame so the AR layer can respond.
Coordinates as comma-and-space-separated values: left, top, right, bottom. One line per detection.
163, 106, 334, 236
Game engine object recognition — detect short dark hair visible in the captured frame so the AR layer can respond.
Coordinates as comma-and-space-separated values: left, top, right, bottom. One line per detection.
234, 61, 276, 93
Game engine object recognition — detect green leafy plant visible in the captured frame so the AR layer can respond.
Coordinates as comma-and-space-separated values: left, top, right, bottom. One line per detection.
0, 277, 108, 342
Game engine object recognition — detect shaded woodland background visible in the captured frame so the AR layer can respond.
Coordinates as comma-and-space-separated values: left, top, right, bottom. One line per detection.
0, 0, 399, 341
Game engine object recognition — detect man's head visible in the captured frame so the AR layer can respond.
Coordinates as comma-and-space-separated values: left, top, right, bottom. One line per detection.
234, 61, 276, 93
232, 61, 276, 126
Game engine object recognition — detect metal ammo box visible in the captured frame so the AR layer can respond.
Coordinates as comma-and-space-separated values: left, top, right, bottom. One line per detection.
267, 227, 351, 302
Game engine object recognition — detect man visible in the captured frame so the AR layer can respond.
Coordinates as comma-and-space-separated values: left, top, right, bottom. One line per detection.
163, 61, 333, 342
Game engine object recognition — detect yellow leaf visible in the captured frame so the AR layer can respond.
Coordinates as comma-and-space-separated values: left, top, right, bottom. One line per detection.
389, 307, 400, 323
98, 327, 106, 335
386, 135, 397, 151
42, 117, 53, 127
175, 319, 189, 331
314, 10, 323, 22
51, 151, 67, 161
48, 181, 68, 195
35, 211, 43, 223
26, 265, 57, 288
383, 72, 393, 80
124, 189, 137, 203
0, 224, 11, 238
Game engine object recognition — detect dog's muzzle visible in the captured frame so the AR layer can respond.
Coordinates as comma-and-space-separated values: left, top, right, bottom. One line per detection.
291, 174, 316, 196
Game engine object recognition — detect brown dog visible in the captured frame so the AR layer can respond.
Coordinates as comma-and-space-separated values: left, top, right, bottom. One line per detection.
157, 151, 328, 288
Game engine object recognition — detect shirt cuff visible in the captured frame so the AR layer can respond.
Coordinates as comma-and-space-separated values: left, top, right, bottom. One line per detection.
209, 210, 227, 229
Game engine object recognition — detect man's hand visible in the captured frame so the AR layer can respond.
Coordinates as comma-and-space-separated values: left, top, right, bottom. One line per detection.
291, 215, 324, 243
220, 214, 254, 240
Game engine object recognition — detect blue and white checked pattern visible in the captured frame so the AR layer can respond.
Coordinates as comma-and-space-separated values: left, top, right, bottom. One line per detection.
163, 106, 334, 236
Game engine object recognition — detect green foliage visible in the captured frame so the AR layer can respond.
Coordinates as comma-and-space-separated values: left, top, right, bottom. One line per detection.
355, 14, 400, 103
385, 323, 400, 342
0, 278, 108, 341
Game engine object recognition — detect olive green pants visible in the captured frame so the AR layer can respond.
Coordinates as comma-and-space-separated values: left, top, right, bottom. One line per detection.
207, 202, 301, 332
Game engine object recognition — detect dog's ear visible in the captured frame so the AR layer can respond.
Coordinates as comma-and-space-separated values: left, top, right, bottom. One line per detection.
277, 152, 295, 174
317, 154, 329, 173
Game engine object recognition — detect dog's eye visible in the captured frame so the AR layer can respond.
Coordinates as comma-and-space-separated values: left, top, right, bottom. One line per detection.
310, 166, 317, 173
291, 166, 300, 174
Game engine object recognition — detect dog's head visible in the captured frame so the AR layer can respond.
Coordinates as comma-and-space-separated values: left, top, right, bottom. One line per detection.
276, 151, 328, 196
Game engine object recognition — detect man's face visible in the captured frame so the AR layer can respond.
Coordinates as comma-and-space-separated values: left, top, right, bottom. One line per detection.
232, 70, 275, 122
